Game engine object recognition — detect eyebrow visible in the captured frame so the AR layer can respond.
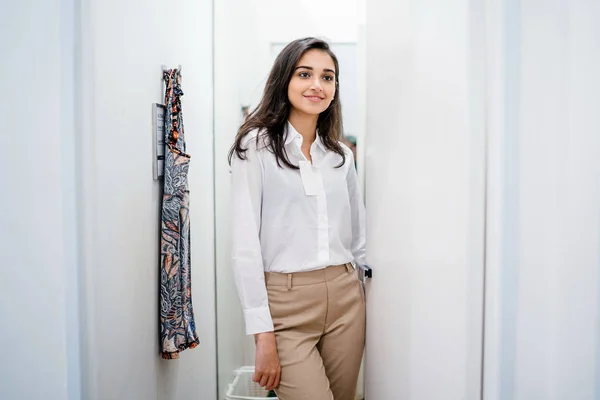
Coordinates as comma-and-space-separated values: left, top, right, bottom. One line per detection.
295, 65, 336, 74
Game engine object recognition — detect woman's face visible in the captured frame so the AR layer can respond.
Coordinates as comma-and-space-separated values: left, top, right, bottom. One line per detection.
287, 49, 337, 117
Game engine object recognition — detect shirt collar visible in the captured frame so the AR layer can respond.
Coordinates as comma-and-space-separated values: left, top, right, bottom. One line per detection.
284, 121, 327, 152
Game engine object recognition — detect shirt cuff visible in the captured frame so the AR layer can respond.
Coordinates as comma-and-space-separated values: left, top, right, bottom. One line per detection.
353, 257, 368, 268
243, 306, 274, 335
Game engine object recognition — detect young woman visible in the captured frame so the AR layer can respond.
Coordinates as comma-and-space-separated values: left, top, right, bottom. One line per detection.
229, 37, 367, 400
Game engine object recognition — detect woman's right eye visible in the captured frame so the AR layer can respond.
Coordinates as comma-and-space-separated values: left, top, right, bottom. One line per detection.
299, 72, 310, 78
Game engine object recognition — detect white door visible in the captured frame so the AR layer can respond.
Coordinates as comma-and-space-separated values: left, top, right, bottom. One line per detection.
363, 0, 600, 399
363, 0, 487, 398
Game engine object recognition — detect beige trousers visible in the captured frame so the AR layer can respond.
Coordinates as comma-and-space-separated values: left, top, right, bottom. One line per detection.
265, 263, 366, 400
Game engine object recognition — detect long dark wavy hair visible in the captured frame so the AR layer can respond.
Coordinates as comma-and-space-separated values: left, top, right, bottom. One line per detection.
228, 37, 346, 169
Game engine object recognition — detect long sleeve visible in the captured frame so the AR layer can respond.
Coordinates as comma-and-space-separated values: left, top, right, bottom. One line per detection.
346, 150, 368, 267
230, 138, 274, 335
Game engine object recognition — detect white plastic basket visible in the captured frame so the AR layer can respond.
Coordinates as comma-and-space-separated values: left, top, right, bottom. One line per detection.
225, 366, 279, 400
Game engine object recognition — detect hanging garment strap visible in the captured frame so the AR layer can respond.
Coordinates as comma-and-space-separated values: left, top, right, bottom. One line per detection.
162, 68, 190, 157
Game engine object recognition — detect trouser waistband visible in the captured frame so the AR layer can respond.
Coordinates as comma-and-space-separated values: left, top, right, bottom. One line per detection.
265, 263, 354, 290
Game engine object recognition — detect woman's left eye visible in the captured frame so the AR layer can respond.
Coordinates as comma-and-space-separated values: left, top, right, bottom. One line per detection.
323, 75, 334, 82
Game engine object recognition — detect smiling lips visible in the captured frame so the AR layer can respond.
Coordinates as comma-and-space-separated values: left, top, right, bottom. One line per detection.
304, 95, 324, 102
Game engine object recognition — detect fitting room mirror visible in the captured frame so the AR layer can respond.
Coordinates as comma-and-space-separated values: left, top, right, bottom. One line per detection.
213, 1, 367, 398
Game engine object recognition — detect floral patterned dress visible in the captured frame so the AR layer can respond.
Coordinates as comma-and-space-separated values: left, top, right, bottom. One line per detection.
159, 68, 200, 359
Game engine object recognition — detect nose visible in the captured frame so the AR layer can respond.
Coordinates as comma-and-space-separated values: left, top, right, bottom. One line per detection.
310, 76, 323, 92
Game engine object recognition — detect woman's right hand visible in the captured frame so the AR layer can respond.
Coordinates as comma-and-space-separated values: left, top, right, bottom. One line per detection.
253, 332, 281, 391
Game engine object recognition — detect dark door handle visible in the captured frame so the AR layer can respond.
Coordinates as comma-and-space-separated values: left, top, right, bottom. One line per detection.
357, 264, 373, 281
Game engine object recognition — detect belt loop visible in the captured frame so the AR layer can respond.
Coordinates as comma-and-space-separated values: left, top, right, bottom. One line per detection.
287, 273, 292, 291
345, 263, 353, 273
